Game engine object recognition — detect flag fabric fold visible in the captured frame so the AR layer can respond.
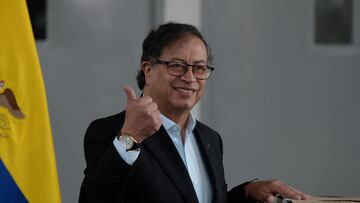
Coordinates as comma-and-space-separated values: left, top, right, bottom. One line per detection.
0, 0, 62, 202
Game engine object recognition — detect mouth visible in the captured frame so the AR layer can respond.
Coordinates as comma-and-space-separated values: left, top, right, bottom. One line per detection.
173, 87, 197, 93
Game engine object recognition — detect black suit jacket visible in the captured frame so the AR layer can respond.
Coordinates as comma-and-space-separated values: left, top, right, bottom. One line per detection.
79, 111, 251, 203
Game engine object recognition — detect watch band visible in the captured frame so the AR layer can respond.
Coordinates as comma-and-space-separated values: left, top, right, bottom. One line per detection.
128, 141, 141, 151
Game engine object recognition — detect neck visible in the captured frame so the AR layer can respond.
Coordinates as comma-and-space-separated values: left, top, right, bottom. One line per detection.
161, 107, 189, 130
161, 106, 191, 144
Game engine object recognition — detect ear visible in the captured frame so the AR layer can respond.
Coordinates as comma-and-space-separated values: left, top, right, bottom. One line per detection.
141, 61, 152, 86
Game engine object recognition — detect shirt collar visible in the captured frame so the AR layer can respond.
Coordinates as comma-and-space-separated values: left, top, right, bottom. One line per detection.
160, 113, 197, 132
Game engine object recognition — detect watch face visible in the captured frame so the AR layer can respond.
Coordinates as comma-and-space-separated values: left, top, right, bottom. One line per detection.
124, 135, 134, 149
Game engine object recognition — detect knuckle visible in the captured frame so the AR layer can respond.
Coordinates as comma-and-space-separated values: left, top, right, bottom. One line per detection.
148, 102, 156, 111
144, 108, 153, 116
152, 102, 158, 110
142, 96, 152, 103
151, 115, 158, 123
127, 100, 139, 109
271, 179, 280, 186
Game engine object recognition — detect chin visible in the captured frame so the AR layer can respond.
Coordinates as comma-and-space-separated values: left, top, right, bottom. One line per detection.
171, 100, 197, 111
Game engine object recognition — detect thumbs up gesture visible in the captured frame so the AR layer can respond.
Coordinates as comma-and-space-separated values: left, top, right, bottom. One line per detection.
120, 86, 162, 143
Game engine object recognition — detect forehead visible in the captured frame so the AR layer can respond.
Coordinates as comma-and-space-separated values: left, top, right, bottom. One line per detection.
160, 35, 208, 61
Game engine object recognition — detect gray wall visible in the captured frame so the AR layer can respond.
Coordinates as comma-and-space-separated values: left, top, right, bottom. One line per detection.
202, 0, 360, 196
36, 0, 360, 201
36, 1, 154, 202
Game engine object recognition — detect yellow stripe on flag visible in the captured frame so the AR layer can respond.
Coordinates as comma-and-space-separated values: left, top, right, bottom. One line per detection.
0, 0, 62, 202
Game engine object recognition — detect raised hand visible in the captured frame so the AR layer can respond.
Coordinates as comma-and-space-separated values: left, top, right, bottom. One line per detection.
120, 86, 162, 143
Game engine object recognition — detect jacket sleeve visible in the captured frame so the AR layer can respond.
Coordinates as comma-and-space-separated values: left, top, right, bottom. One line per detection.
79, 120, 132, 203
228, 181, 257, 203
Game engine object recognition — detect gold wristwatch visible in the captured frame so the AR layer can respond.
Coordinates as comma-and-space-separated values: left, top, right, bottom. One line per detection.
117, 132, 141, 151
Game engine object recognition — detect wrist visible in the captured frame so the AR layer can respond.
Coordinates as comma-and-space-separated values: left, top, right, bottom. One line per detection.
117, 131, 141, 151
120, 127, 142, 142
242, 178, 258, 201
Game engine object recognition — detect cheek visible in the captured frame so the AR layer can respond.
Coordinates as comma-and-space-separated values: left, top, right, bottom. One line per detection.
156, 75, 176, 95
198, 82, 206, 96
150, 70, 166, 86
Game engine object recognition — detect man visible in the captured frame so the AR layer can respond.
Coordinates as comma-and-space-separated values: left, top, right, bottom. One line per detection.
79, 23, 308, 203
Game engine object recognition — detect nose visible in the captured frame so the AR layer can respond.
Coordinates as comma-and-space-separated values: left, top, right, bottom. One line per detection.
179, 67, 197, 82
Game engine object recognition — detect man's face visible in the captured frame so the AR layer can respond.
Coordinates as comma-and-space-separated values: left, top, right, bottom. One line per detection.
143, 35, 208, 115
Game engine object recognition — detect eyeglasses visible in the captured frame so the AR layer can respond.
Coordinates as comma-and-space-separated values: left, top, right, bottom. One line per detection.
155, 59, 214, 80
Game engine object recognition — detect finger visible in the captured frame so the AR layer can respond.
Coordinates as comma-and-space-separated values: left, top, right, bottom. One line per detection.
266, 194, 275, 203
292, 188, 310, 200
276, 184, 301, 200
288, 186, 308, 200
141, 103, 158, 116
154, 111, 162, 129
123, 85, 137, 103
304, 194, 312, 199
147, 102, 158, 112
139, 96, 153, 105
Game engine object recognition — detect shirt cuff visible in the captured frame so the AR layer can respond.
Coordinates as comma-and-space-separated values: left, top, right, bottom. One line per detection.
113, 137, 140, 165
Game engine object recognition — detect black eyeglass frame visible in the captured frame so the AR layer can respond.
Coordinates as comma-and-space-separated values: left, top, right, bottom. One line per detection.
155, 59, 215, 80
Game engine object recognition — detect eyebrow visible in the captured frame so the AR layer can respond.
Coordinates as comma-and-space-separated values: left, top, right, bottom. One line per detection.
168, 57, 207, 64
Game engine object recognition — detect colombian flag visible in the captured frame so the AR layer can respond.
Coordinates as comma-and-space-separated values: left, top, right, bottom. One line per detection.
0, 0, 62, 202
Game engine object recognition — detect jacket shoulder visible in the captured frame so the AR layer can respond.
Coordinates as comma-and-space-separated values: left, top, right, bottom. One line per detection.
85, 111, 125, 142
90, 111, 125, 128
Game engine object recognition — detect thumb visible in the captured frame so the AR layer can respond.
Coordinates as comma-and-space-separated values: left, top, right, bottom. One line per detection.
123, 85, 137, 103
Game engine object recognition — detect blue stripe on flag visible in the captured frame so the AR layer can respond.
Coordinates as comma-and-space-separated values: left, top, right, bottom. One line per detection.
0, 159, 28, 203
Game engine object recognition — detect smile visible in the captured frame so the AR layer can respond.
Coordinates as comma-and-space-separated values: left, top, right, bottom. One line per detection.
174, 87, 196, 93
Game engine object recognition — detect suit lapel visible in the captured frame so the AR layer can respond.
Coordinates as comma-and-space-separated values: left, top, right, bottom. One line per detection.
142, 126, 199, 203
193, 125, 224, 203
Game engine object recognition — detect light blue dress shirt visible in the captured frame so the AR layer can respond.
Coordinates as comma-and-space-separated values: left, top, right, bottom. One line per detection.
113, 113, 212, 203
